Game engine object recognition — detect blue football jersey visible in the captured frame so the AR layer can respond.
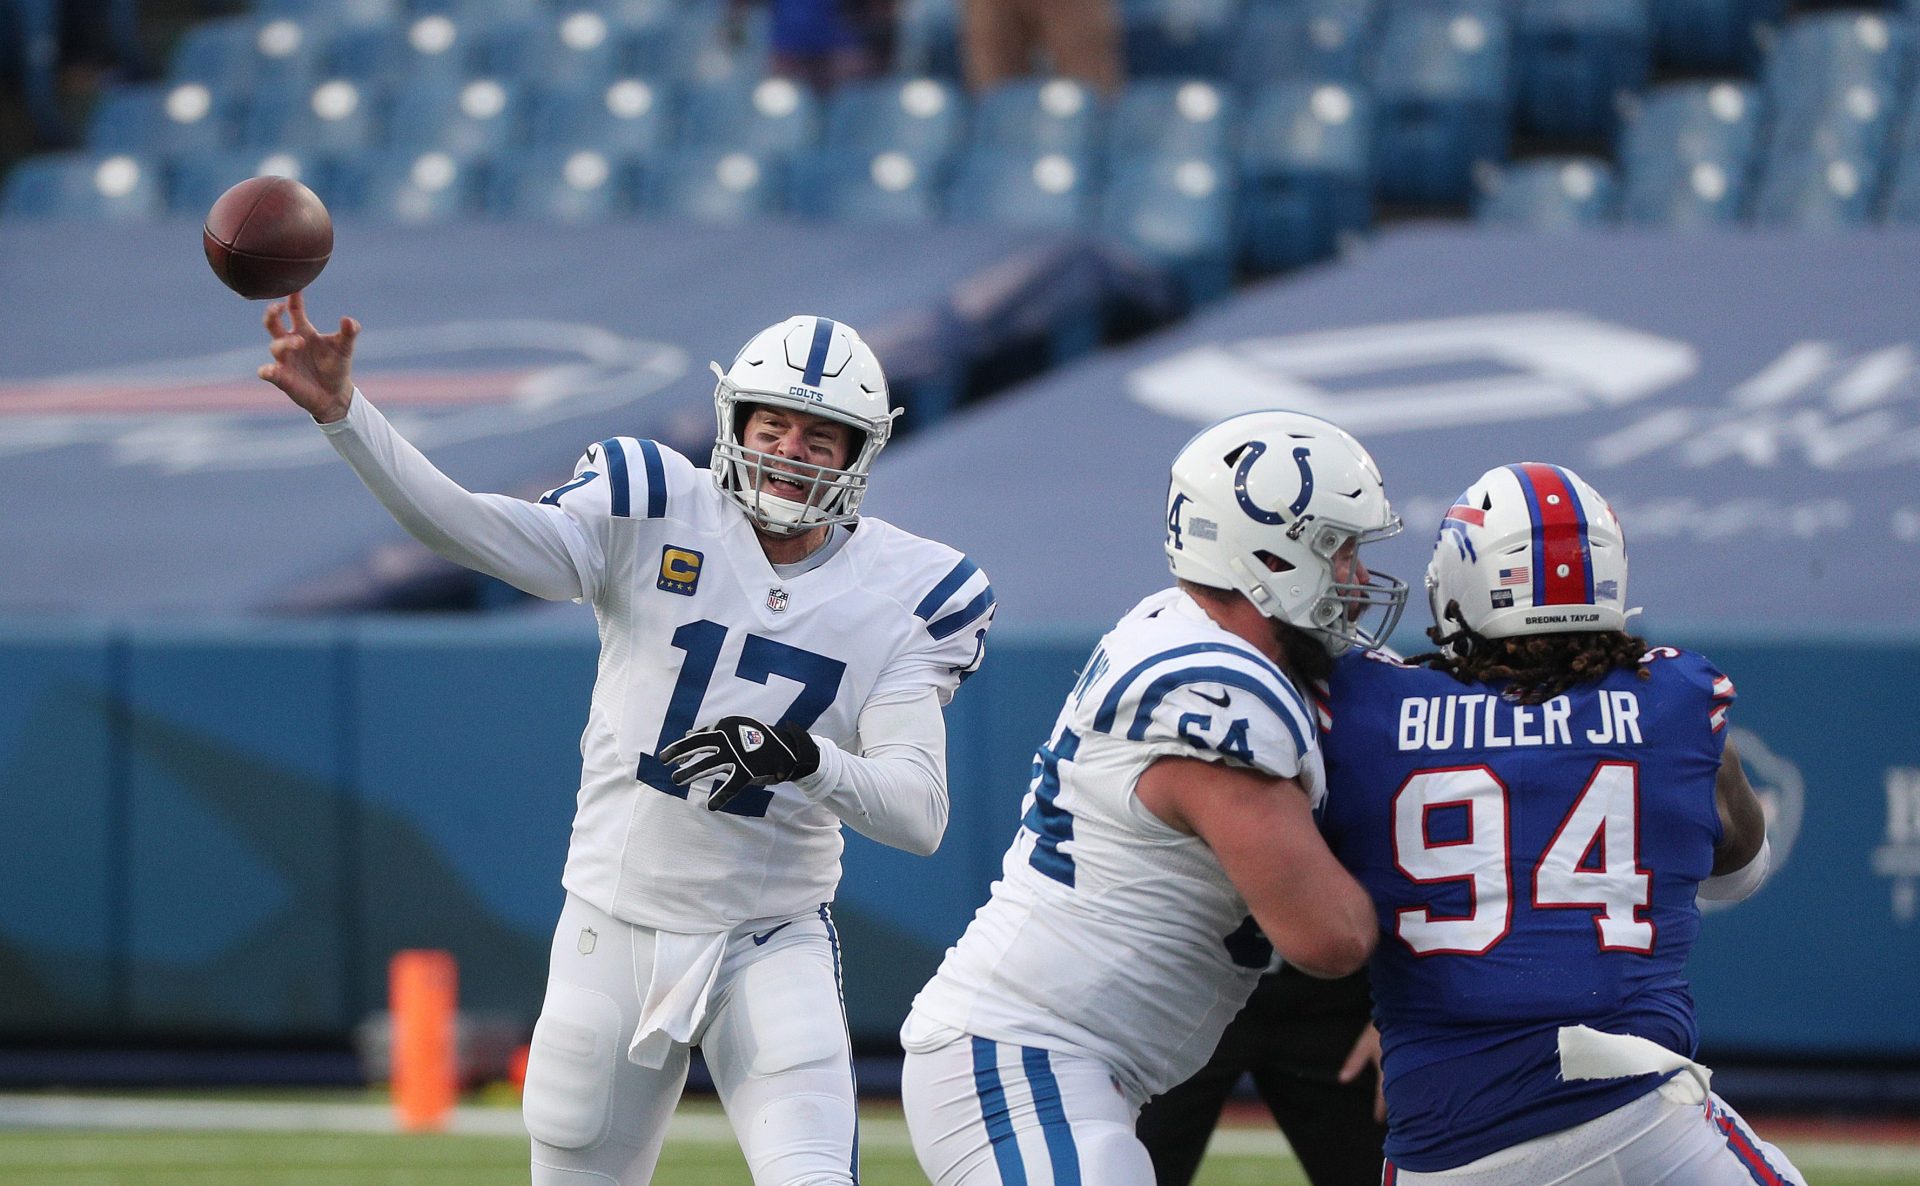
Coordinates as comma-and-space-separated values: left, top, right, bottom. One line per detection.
1318, 646, 1736, 1172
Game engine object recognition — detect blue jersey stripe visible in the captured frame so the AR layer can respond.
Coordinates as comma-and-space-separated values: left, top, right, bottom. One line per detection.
1092, 642, 1276, 733
803, 316, 837, 386
928, 587, 995, 640
637, 439, 667, 519
914, 557, 980, 620
599, 438, 631, 518
971, 1038, 1028, 1186
1021, 1047, 1081, 1186
1124, 664, 1309, 756
818, 905, 861, 1183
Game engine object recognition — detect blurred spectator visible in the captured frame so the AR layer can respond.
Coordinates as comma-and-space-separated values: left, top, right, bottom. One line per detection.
734, 0, 896, 94
962, 0, 1122, 95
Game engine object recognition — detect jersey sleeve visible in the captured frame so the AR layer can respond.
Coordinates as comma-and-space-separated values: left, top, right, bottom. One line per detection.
871, 553, 997, 706
535, 435, 683, 603
1088, 644, 1312, 782
1641, 646, 1737, 750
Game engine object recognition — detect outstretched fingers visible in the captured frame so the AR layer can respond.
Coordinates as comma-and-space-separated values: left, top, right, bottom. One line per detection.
288, 289, 319, 336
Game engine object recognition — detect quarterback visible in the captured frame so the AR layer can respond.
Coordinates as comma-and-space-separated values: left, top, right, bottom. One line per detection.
1318, 463, 1804, 1184
899, 412, 1394, 1184
259, 294, 994, 1185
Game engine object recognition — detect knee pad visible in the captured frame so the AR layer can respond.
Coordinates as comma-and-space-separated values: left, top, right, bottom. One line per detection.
737, 1091, 857, 1186
523, 980, 623, 1150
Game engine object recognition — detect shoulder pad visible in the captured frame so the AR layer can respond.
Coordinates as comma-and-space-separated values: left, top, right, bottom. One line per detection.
1090, 641, 1312, 777
541, 437, 691, 520
911, 554, 996, 642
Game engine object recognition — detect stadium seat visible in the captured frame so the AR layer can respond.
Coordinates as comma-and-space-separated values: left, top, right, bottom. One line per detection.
1474, 156, 1619, 227
331, 148, 484, 223
1368, 3, 1513, 205
526, 77, 678, 159
471, 9, 623, 87
1750, 150, 1878, 228
323, 12, 477, 85
677, 75, 822, 162
629, 2, 765, 85
7, 0, 67, 145
1763, 79, 1899, 178
1618, 79, 1764, 174
945, 146, 1097, 231
791, 149, 943, 225
85, 82, 236, 159
896, 0, 964, 79
0, 152, 167, 221
253, 0, 400, 24
1121, 0, 1245, 79
408, 0, 548, 19
1097, 152, 1236, 307
169, 15, 329, 90
1105, 79, 1238, 160
487, 147, 636, 222
239, 78, 386, 157
971, 78, 1108, 156
385, 76, 527, 158
1513, 0, 1653, 139
1229, 0, 1380, 88
1619, 156, 1751, 225
639, 146, 788, 224
1763, 11, 1913, 122
1651, 0, 1782, 71
823, 77, 970, 173
1237, 80, 1373, 272
166, 148, 331, 217
1880, 152, 1920, 223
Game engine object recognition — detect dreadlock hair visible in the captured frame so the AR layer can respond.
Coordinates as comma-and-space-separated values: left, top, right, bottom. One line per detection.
1414, 600, 1650, 705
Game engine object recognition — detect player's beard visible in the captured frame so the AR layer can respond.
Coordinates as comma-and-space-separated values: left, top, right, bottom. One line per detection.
1272, 618, 1334, 685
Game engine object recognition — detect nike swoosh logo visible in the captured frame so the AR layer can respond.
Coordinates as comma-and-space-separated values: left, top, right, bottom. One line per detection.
751, 921, 795, 946
1196, 689, 1232, 707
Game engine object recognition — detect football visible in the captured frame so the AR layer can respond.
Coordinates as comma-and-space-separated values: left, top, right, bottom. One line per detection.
202, 175, 333, 300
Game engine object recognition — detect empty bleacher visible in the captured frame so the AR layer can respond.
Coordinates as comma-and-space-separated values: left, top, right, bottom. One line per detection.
8, 1, 1917, 328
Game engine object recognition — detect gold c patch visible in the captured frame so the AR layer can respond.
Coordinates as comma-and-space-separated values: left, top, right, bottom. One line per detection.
657, 546, 703, 596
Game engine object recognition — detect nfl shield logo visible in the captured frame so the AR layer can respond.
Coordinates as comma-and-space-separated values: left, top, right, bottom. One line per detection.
767, 587, 789, 613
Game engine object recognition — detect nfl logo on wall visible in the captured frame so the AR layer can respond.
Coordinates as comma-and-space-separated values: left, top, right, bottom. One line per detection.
767, 587, 790, 613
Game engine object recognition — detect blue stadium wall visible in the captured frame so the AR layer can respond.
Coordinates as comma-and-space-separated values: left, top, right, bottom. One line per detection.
0, 618, 1915, 1060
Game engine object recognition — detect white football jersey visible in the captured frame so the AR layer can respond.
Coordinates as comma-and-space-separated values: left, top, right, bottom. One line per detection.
903, 588, 1321, 1102
539, 435, 994, 931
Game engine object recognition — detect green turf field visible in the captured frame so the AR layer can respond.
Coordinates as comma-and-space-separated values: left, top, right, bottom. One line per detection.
0, 1098, 1915, 1185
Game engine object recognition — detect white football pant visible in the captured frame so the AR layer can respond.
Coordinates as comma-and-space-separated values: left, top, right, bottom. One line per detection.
524, 893, 860, 1185
1386, 1084, 1807, 1186
901, 1033, 1154, 1185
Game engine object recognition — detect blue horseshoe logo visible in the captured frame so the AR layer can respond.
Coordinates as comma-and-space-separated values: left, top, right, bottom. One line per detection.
1233, 441, 1314, 524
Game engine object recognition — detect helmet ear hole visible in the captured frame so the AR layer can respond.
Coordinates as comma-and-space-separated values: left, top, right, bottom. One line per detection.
1253, 549, 1292, 575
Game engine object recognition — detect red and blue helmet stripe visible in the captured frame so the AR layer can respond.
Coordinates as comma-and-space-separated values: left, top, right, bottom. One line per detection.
1506, 463, 1594, 609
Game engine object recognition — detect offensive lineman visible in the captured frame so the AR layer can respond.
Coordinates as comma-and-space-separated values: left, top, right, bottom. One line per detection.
258, 294, 995, 1185
1317, 463, 1804, 1184
899, 411, 1400, 1184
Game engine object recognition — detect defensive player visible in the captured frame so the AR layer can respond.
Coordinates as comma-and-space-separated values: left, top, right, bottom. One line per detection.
258, 294, 995, 1186
1317, 462, 1804, 1184
899, 411, 1401, 1185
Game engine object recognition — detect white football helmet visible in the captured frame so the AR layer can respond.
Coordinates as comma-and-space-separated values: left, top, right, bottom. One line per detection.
1165, 410, 1407, 654
1425, 463, 1629, 648
710, 315, 900, 535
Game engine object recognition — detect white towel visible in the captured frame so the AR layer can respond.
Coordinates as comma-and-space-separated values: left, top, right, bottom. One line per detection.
629, 930, 729, 1070
1557, 1024, 1713, 1105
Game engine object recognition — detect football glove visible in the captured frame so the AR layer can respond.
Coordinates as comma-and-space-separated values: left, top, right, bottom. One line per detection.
657, 715, 821, 812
